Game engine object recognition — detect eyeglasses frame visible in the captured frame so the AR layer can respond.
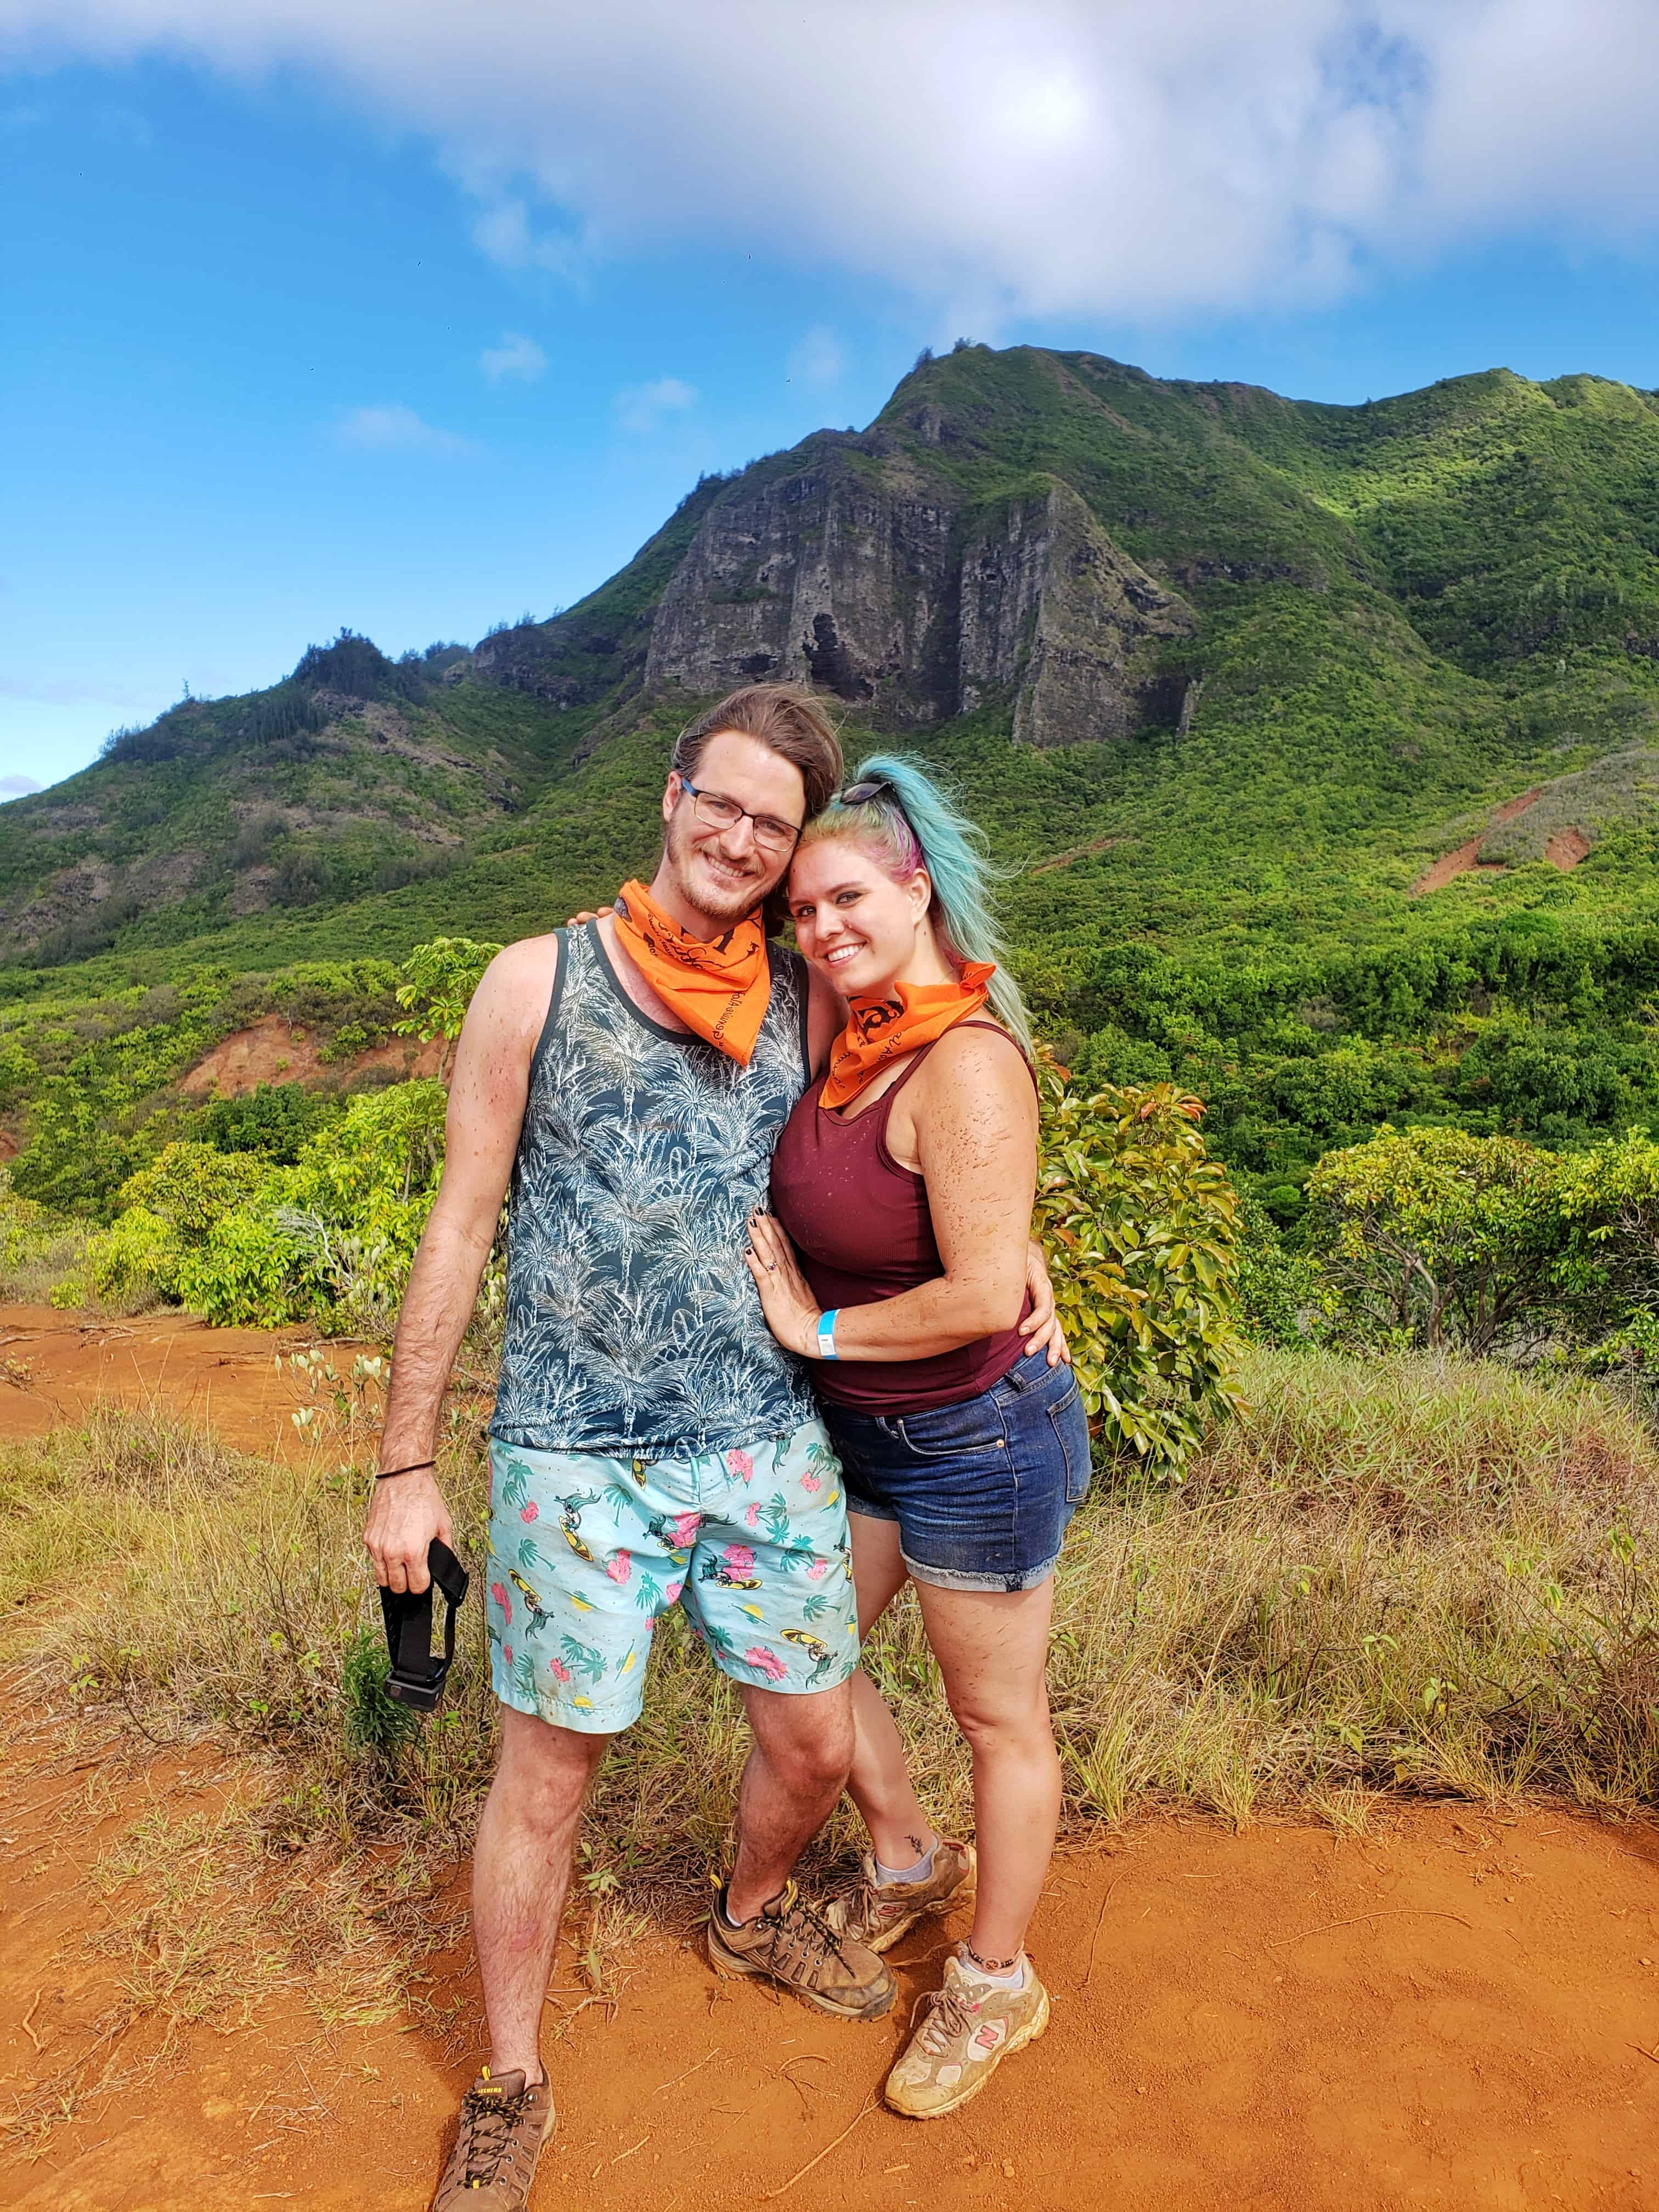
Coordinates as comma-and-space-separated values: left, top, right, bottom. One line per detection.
675, 774, 804, 856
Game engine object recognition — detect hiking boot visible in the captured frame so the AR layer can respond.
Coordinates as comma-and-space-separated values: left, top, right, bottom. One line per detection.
707, 1878, 896, 2021
431, 2066, 555, 2209
823, 1838, 977, 1955
883, 1952, 1051, 2120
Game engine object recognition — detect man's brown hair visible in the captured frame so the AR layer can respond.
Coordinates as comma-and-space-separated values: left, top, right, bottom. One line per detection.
670, 685, 844, 824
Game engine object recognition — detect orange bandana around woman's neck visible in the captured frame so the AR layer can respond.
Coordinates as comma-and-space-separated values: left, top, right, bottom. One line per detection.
611, 880, 771, 1066
821, 961, 996, 1109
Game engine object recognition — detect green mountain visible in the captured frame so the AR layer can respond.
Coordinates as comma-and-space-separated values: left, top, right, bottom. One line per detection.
4, 344, 1659, 1211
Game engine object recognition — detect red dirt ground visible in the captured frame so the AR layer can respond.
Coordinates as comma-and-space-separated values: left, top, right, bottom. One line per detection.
3, 1313, 1658, 2210
0, 1305, 321, 1458
1545, 828, 1594, 872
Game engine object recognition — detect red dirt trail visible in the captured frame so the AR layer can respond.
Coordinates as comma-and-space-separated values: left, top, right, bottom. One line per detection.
4, 1312, 1659, 2210
1409, 788, 1544, 898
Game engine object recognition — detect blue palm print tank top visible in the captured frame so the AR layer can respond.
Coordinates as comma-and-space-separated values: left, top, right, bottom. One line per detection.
490, 920, 819, 1457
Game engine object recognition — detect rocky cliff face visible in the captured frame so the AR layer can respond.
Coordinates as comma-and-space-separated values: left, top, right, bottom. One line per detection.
627, 437, 1194, 745
958, 480, 1195, 744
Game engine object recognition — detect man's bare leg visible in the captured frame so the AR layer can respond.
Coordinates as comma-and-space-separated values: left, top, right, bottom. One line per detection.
725, 1679, 854, 1921
472, 1707, 611, 2080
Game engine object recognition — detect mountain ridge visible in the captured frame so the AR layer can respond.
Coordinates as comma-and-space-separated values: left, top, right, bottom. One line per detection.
4, 343, 1658, 1198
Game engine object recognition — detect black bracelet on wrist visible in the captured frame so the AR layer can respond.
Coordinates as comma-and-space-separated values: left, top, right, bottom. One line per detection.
376, 1459, 437, 1482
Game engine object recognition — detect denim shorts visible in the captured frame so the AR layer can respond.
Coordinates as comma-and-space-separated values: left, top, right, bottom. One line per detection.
822, 1347, 1092, 1594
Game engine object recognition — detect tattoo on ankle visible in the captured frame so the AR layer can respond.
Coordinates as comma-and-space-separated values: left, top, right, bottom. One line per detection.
906, 1833, 928, 1859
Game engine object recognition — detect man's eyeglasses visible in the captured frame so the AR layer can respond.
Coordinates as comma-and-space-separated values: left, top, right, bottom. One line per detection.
678, 777, 803, 856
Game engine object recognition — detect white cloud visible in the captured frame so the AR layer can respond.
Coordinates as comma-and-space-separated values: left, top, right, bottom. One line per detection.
788, 325, 845, 388
333, 403, 477, 455
471, 197, 585, 277
613, 375, 696, 435
480, 330, 546, 383
9, 3, 1659, 325
1, 774, 43, 797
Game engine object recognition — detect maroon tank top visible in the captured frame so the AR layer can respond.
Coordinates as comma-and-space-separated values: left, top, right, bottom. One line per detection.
768, 1022, 1035, 1414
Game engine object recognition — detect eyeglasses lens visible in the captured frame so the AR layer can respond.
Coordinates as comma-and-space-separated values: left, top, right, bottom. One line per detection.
692, 789, 798, 853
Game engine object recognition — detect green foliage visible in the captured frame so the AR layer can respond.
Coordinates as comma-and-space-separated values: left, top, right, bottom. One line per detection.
81, 1206, 185, 1310
1034, 1059, 1245, 1470
177, 1202, 326, 1328
178, 1081, 449, 1333
1232, 1198, 1336, 1351
121, 1141, 272, 1239
340, 1625, 422, 1756
193, 1081, 343, 1163
393, 936, 501, 1068
1310, 1123, 1659, 1369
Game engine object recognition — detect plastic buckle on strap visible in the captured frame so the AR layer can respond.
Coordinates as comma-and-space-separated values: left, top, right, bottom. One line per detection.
379, 1538, 470, 1713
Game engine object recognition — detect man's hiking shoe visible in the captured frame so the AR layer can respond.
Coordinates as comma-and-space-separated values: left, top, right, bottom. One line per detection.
823, 1838, 976, 1955
431, 2066, 555, 2209
707, 1878, 895, 2020
884, 1953, 1050, 2120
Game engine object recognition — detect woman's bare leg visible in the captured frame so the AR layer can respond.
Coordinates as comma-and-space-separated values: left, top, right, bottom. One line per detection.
912, 1576, 1059, 1963
844, 1515, 938, 1869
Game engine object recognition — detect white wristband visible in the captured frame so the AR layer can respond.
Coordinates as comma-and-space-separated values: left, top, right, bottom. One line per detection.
816, 1308, 840, 1361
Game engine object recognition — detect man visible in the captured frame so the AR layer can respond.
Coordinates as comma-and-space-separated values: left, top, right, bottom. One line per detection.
365, 684, 1058, 2211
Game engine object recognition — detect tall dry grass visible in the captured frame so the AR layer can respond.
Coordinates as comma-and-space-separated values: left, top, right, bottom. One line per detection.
4, 1347, 1656, 1888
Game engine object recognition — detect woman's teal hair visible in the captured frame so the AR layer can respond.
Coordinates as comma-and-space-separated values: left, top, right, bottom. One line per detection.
799, 753, 1033, 1058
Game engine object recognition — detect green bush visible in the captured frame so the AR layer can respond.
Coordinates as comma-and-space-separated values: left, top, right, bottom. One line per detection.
177, 1081, 449, 1333
177, 1199, 327, 1328
1309, 1122, 1659, 1369
120, 1141, 271, 1240
1034, 1060, 1245, 1470
82, 1205, 185, 1310
1233, 1198, 1336, 1350
193, 1081, 343, 1163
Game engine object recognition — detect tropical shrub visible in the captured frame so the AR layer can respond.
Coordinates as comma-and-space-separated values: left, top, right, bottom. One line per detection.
120, 1141, 272, 1240
1033, 1060, 1245, 1471
179, 1081, 449, 1333
193, 1081, 343, 1163
1232, 1198, 1337, 1351
1309, 1124, 1659, 1371
82, 1205, 185, 1310
393, 938, 501, 1076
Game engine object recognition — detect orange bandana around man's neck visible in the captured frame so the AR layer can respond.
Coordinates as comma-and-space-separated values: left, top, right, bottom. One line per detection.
820, 961, 996, 1109
611, 879, 771, 1066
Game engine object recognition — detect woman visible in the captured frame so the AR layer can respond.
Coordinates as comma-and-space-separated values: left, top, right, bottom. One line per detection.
744, 756, 1090, 2121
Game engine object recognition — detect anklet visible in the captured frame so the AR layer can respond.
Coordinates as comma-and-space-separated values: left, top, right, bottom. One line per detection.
964, 1942, 1022, 1976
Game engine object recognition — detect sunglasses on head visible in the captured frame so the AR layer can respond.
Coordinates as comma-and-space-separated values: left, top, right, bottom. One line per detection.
839, 776, 893, 806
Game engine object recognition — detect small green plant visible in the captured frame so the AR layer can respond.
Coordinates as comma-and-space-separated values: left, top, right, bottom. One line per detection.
340, 1626, 421, 1757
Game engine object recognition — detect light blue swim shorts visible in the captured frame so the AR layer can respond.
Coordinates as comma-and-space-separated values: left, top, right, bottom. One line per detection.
484, 1418, 857, 1733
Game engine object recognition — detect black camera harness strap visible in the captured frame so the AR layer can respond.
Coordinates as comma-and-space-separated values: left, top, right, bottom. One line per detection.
379, 1538, 470, 1712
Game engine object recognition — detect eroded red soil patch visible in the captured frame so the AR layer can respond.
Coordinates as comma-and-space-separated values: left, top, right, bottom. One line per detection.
1409, 787, 1543, 897
179, 1015, 443, 1102
1547, 827, 1594, 871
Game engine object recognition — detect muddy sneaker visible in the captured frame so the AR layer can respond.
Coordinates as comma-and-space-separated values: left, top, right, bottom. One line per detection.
824, 1839, 977, 1955
884, 1953, 1051, 2120
707, 1878, 896, 2021
431, 2066, 555, 2210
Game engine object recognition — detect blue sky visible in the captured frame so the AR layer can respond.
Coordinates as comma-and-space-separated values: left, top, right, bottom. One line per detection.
6, 3, 1659, 794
